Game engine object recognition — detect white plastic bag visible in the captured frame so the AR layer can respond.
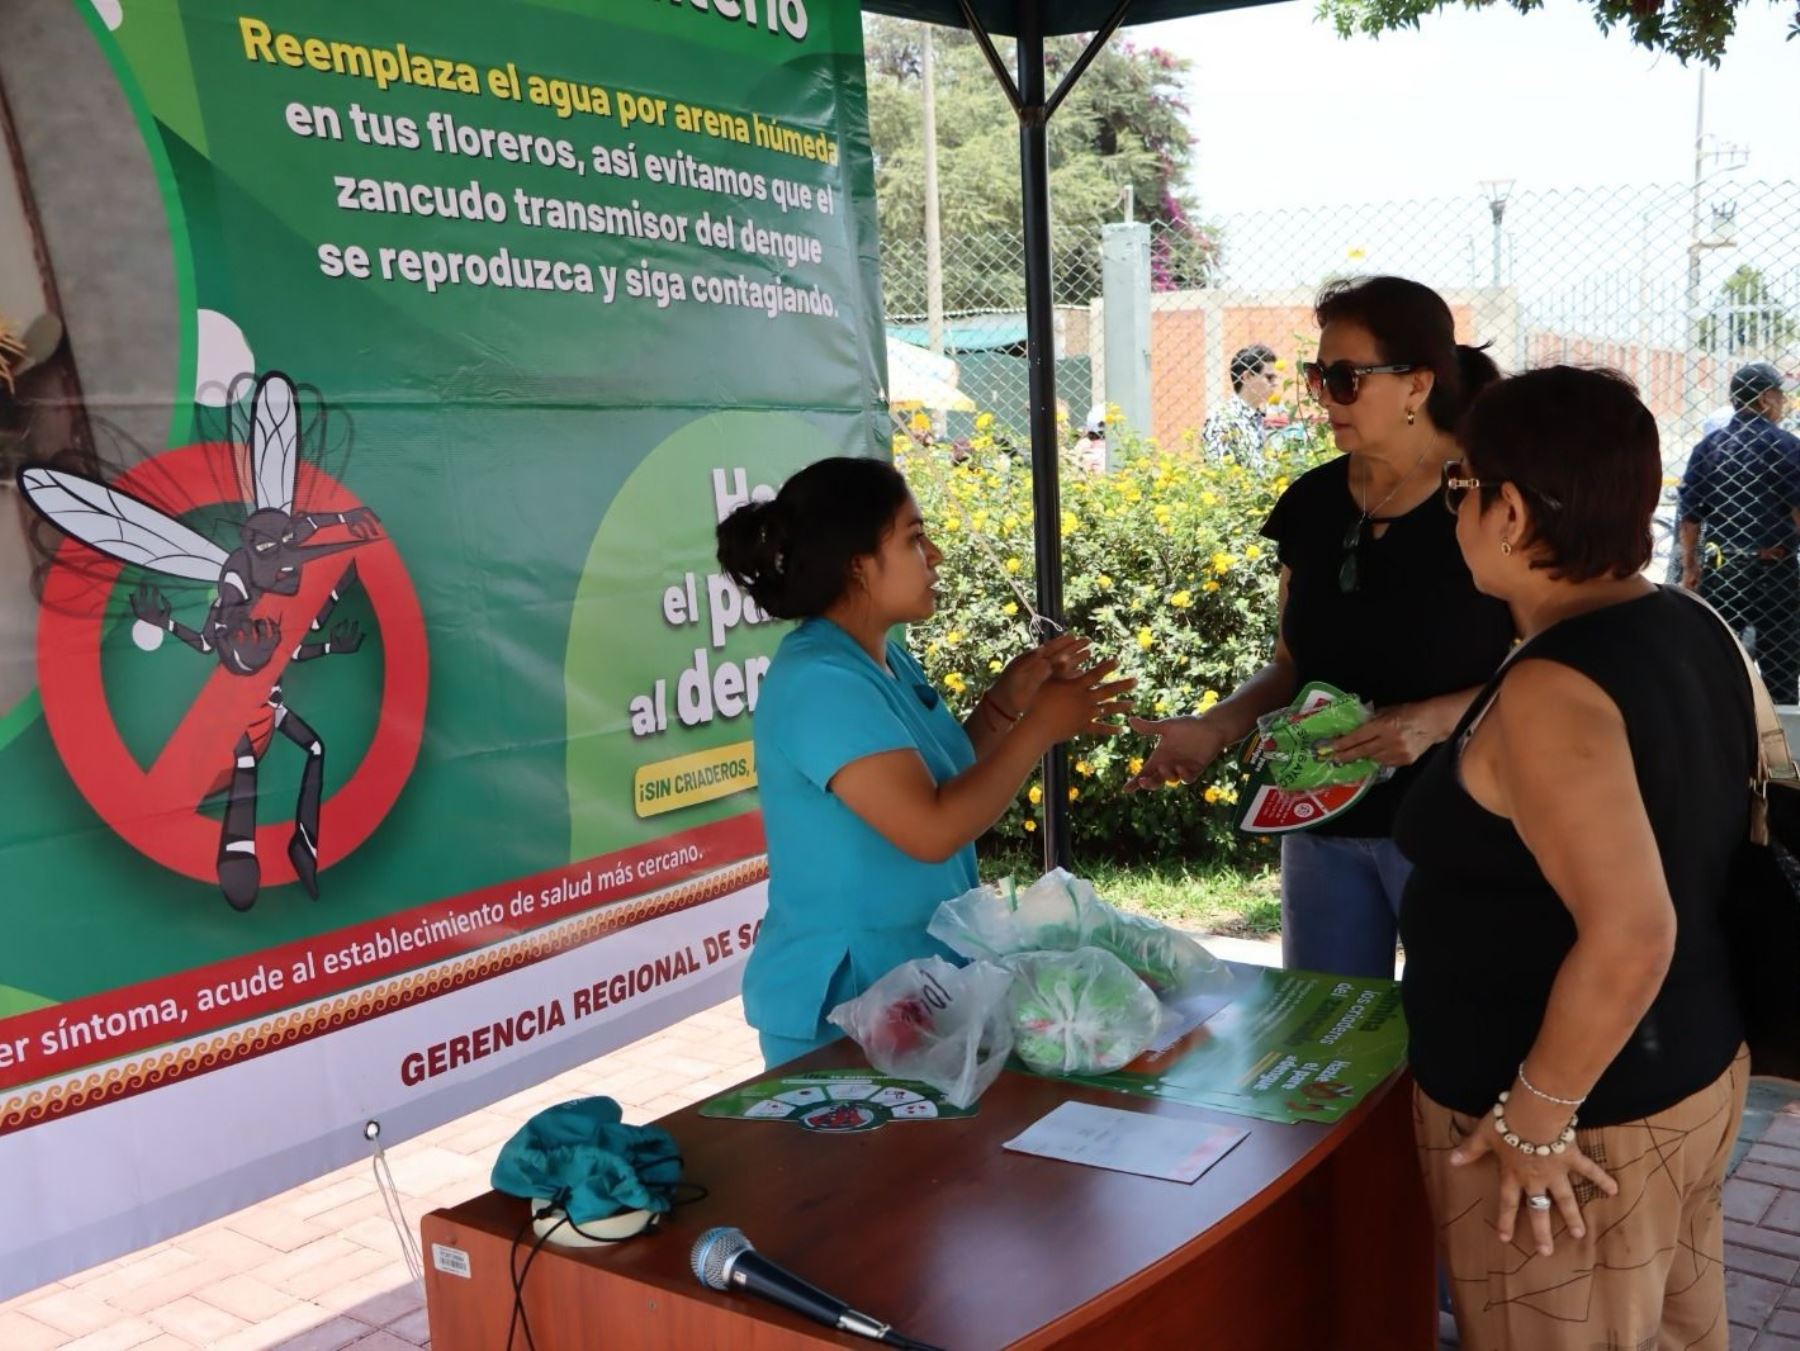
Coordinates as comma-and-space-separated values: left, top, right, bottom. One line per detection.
1001, 947, 1163, 1076
930, 868, 1227, 999
826, 957, 1014, 1108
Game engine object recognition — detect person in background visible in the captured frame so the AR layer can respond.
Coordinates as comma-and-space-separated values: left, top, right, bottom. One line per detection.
1131, 278, 1514, 979
1679, 360, 1800, 702
1401, 366, 1750, 1349
1075, 404, 1109, 475
717, 457, 1132, 1068
1200, 344, 1279, 466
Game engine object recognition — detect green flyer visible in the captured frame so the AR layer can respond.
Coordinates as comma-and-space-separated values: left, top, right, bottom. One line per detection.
701, 1071, 978, 1132
1071, 966, 1409, 1125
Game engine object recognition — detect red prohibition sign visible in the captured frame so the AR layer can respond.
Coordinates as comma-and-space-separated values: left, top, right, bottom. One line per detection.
35, 441, 428, 888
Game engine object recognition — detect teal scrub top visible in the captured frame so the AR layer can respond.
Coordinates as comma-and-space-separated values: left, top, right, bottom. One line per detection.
743, 618, 979, 1042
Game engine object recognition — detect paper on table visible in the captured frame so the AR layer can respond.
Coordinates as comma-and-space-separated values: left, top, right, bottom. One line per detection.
1003, 1101, 1248, 1184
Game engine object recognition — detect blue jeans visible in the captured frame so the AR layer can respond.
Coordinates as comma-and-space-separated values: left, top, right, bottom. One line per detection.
1279, 833, 1412, 979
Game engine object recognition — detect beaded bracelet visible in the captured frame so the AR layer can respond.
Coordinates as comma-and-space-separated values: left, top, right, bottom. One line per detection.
1493, 1092, 1577, 1157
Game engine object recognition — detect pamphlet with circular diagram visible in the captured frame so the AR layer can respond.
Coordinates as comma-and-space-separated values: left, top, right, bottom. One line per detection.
699, 1070, 976, 1133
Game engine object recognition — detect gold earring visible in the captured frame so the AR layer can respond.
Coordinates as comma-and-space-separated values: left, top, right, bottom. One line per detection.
1405, 408, 1417, 426
1500, 540, 1514, 556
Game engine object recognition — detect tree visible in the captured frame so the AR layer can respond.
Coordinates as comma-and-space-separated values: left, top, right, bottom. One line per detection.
1697, 265, 1799, 355
866, 18, 1217, 317
1315, 0, 1799, 65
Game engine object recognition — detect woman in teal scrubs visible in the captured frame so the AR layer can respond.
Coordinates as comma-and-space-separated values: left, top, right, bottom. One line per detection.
717, 457, 1131, 1067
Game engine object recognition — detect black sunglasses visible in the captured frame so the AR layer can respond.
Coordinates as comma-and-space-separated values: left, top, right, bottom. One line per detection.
1441, 460, 1565, 516
1303, 360, 1420, 406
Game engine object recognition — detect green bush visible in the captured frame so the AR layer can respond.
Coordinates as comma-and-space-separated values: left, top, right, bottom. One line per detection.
901, 404, 1333, 865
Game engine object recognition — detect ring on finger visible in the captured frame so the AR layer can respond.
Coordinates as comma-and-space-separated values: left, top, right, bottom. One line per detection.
1525, 1194, 1553, 1211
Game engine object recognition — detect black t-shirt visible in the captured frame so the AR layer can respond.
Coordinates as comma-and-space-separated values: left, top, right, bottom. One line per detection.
1395, 590, 1750, 1125
1260, 457, 1516, 837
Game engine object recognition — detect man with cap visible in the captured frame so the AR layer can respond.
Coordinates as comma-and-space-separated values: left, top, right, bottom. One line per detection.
1680, 361, 1800, 701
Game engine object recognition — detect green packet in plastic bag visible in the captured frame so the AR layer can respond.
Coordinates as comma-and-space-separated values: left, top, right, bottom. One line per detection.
1237, 682, 1392, 834
1253, 685, 1380, 791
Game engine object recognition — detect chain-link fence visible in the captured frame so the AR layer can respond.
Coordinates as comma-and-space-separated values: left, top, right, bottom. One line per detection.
880, 178, 1800, 695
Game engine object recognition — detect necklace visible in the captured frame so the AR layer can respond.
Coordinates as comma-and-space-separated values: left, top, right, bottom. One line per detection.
1339, 449, 1429, 594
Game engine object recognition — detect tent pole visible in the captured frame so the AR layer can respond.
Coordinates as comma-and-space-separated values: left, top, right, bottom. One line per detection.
1014, 1, 1071, 873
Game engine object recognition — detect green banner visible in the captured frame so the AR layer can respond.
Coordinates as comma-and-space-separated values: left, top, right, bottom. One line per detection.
1072, 968, 1409, 1125
0, 0, 882, 1105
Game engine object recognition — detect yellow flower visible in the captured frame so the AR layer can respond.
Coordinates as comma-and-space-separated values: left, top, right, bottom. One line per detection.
1029, 784, 1043, 806
1211, 552, 1236, 575
910, 411, 931, 432
1153, 505, 1173, 525
1137, 628, 1154, 650
1024, 819, 1037, 833
946, 630, 963, 645
990, 659, 1003, 673
1246, 544, 1263, 561
1200, 689, 1220, 710
1004, 514, 1019, 530
1105, 403, 1123, 424
976, 412, 995, 431
1005, 557, 1022, 574
1274, 359, 1289, 372
1203, 580, 1221, 593
1274, 476, 1289, 492
1170, 590, 1192, 609
1220, 789, 1239, 805
942, 517, 960, 532
1204, 785, 1222, 804
1068, 787, 1080, 802
1154, 698, 1171, 715
1347, 246, 1367, 261
1003, 601, 1018, 616
970, 435, 993, 451
944, 672, 967, 694
1097, 574, 1113, 590
1128, 756, 1145, 776
1201, 491, 1218, 507
1061, 511, 1079, 536
1075, 760, 1092, 777
972, 511, 990, 530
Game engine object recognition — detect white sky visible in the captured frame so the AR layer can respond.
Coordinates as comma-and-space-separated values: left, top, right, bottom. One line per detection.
1136, 0, 1800, 211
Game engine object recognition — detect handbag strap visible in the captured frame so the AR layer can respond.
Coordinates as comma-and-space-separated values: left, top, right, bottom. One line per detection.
1668, 585, 1800, 842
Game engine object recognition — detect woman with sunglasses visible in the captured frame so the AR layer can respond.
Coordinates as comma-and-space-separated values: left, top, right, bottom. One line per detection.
717, 457, 1134, 1069
1131, 276, 1514, 978
1398, 367, 1750, 1349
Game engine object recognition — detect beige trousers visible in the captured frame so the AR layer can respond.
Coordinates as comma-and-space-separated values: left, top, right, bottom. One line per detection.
1414, 1047, 1749, 1351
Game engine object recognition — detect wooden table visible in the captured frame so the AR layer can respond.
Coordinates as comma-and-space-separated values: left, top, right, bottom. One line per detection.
422, 1043, 1433, 1350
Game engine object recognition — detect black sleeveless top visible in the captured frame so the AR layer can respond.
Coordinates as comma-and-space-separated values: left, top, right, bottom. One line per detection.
1262, 458, 1516, 839
1395, 588, 1751, 1125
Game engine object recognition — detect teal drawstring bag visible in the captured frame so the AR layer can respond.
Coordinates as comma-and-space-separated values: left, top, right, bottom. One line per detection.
491, 1096, 684, 1243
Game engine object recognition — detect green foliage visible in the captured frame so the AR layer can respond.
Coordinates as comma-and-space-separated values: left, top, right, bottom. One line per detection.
864, 18, 1217, 310
1696, 265, 1800, 355
1314, 0, 1794, 66
901, 396, 1336, 865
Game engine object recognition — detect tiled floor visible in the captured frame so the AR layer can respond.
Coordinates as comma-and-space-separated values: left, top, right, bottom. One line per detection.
0, 998, 763, 1351
5, 938, 1797, 1350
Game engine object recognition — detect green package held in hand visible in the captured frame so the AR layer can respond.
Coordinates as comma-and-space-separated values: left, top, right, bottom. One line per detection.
1253, 686, 1381, 791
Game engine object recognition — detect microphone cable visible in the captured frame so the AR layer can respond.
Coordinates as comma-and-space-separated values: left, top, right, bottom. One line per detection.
505, 1180, 710, 1351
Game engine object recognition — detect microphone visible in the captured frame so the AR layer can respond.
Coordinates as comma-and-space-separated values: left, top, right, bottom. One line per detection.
689, 1226, 937, 1349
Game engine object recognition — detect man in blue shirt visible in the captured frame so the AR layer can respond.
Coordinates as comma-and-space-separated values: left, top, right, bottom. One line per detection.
1680, 362, 1800, 701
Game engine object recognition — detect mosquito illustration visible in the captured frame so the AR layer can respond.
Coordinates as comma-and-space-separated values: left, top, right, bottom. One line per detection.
18, 371, 381, 911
